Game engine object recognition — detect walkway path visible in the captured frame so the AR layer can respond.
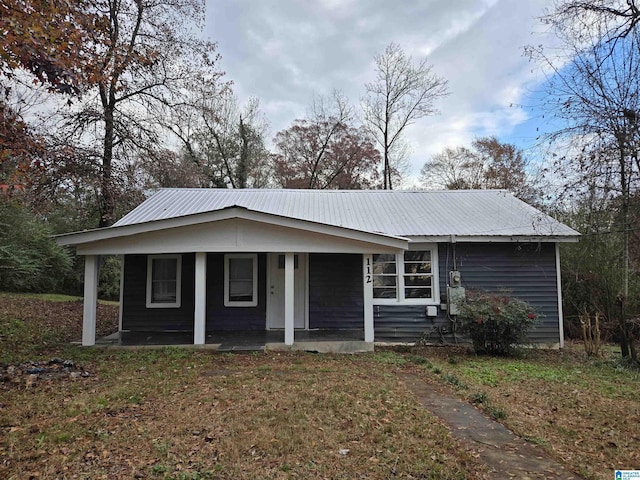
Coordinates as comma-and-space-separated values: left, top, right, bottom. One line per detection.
399, 373, 584, 479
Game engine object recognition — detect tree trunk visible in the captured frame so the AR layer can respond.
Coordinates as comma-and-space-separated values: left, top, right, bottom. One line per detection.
237, 117, 248, 189
383, 127, 391, 190
99, 104, 115, 227
617, 136, 636, 362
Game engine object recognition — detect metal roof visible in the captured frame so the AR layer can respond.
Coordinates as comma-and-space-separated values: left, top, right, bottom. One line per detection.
112, 189, 579, 239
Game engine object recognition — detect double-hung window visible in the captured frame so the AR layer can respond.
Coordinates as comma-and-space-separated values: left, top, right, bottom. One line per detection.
371, 254, 397, 299
224, 254, 258, 307
146, 255, 182, 308
402, 250, 433, 299
372, 249, 436, 303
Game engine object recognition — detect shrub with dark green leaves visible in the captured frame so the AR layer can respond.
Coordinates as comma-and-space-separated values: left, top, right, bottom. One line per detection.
457, 291, 538, 356
0, 200, 72, 292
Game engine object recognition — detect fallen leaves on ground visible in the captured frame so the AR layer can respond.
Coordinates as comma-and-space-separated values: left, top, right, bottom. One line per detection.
403, 345, 640, 480
0, 351, 486, 479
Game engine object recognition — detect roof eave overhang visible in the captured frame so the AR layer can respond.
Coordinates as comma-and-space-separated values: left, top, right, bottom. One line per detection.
55, 207, 409, 252
407, 234, 580, 243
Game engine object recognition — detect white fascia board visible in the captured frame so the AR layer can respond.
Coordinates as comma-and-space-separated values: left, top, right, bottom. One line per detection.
60, 207, 409, 253
407, 235, 580, 243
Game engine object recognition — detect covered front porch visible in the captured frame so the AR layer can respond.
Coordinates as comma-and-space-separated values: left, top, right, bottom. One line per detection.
61, 208, 410, 349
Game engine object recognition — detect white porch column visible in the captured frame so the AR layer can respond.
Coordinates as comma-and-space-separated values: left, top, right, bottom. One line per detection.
194, 252, 207, 345
284, 252, 295, 346
363, 254, 374, 343
82, 255, 99, 346
118, 254, 124, 332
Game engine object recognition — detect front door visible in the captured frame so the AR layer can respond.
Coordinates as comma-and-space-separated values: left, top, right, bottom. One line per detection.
267, 253, 307, 329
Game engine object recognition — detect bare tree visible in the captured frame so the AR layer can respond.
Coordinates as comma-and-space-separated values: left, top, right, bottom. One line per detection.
362, 43, 448, 189
165, 86, 271, 189
53, 0, 225, 226
530, 4, 640, 362
547, 1, 640, 42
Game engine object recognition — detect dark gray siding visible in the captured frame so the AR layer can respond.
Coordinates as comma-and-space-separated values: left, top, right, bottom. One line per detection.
206, 253, 267, 331
121, 254, 195, 331
375, 243, 560, 344
453, 243, 559, 344
374, 305, 434, 342
309, 254, 363, 329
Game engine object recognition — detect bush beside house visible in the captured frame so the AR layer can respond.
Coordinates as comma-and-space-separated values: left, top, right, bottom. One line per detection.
457, 291, 538, 356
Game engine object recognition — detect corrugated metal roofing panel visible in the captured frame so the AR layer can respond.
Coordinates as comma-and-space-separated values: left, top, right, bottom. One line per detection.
113, 189, 580, 238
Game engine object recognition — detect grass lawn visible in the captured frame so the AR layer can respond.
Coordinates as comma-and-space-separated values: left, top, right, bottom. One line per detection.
1, 292, 638, 479
399, 345, 640, 480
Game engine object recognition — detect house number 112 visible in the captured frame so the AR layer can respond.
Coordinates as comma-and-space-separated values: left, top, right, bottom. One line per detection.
365, 257, 372, 283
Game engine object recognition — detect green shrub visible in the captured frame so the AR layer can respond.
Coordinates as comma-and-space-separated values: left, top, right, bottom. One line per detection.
0, 200, 72, 292
98, 255, 121, 301
457, 291, 538, 356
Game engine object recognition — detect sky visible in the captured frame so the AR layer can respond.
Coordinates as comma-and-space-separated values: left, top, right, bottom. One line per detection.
204, 0, 558, 185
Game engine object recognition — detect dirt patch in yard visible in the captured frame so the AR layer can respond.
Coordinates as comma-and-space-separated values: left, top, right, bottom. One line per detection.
0, 358, 91, 389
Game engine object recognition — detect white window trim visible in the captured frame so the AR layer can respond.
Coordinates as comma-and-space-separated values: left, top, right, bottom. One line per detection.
373, 246, 439, 305
224, 254, 258, 307
146, 254, 182, 308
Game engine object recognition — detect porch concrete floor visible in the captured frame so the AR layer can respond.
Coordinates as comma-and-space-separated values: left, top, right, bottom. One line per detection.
96, 329, 368, 353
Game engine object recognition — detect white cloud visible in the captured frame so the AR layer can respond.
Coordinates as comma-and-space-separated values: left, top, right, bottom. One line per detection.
205, 0, 557, 184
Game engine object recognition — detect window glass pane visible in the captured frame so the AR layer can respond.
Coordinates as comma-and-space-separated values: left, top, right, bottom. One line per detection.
404, 261, 431, 274
151, 258, 177, 303
404, 275, 432, 287
229, 257, 254, 302
230, 258, 252, 279
404, 251, 431, 262
152, 258, 176, 282
373, 287, 397, 299
373, 276, 397, 287
373, 262, 396, 275
373, 253, 395, 262
405, 287, 432, 299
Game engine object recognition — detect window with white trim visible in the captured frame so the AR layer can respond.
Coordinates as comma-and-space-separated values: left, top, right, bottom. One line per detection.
224, 254, 258, 307
146, 255, 182, 308
372, 249, 436, 302
371, 253, 397, 299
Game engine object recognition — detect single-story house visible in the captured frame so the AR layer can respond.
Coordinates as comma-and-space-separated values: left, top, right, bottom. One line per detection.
55, 188, 580, 350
